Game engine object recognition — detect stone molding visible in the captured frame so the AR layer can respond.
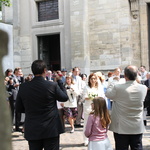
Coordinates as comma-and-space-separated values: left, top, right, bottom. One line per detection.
129, 0, 139, 19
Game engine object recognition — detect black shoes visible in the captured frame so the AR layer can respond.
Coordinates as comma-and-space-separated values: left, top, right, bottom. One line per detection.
74, 124, 83, 128
15, 128, 23, 132
144, 120, 147, 126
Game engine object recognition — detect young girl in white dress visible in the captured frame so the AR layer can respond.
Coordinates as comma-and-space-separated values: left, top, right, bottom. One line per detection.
84, 97, 112, 150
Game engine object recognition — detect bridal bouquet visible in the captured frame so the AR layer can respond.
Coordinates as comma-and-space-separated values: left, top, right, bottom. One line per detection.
88, 92, 98, 100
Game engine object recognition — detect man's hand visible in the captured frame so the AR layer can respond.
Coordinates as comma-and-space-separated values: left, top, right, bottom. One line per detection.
55, 74, 62, 81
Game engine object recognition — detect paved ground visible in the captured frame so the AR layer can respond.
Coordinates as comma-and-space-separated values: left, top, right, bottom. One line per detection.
12, 116, 150, 150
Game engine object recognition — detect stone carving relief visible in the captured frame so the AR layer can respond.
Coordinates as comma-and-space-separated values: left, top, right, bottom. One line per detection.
129, 0, 139, 19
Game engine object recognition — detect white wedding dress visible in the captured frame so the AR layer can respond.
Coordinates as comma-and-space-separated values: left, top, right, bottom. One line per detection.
83, 85, 105, 145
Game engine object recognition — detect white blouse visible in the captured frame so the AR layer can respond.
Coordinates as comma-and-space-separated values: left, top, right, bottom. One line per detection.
63, 84, 79, 108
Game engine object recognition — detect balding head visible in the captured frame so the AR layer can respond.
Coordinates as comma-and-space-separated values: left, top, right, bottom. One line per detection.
124, 65, 138, 81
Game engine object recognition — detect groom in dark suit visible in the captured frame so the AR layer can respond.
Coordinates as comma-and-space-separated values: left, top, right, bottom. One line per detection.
16, 60, 68, 150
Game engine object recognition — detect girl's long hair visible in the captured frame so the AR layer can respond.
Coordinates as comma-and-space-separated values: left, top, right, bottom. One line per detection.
90, 97, 111, 128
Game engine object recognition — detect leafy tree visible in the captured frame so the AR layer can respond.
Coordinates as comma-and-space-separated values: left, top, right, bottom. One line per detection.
0, 0, 11, 10
0, 0, 10, 6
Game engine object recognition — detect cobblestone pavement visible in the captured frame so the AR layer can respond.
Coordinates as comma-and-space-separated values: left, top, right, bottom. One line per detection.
12, 116, 150, 150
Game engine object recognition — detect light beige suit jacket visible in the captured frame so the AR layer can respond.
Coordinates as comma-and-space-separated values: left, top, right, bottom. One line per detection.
105, 80, 147, 134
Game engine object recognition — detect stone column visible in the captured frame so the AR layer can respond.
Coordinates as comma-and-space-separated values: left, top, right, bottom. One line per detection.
13, 0, 32, 74
13, 0, 21, 67
0, 30, 12, 150
70, 0, 90, 75
129, 0, 141, 66
139, 0, 150, 70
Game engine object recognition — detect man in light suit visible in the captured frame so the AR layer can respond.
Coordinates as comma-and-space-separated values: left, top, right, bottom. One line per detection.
16, 60, 68, 150
105, 65, 147, 150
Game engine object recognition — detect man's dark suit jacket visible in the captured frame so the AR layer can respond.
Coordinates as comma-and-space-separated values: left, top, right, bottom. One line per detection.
16, 76, 68, 141
144, 79, 150, 108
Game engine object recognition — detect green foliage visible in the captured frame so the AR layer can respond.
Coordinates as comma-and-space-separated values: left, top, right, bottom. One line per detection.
0, 0, 11, 10
0, 0, 10, 6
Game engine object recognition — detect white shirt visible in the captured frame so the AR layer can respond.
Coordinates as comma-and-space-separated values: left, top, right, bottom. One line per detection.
63, 84, 79, 108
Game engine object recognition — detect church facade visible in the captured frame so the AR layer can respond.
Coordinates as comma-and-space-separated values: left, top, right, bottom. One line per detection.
2, 0, 150, 75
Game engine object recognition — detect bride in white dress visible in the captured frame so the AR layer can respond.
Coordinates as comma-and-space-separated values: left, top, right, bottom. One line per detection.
83, 73, 105, 146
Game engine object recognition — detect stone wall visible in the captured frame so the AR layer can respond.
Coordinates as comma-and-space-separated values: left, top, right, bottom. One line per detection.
88, 0, 135, 72
2, 0, 150, 74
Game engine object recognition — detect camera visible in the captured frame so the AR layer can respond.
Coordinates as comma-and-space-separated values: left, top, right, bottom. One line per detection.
66, 86, 71, 89
9, 76, 13, 80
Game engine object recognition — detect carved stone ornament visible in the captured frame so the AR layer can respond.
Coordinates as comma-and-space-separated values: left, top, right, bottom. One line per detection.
129, 0, 139, 19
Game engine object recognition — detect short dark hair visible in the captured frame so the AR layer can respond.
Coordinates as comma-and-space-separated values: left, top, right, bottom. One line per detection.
124, 66, 138, 80
140, 65, 146, 69
14, 67, 21, 74
31, 60, 47, 75
72, 67, 80, 72
5, 69, 13, 76
80, 73, 87, 79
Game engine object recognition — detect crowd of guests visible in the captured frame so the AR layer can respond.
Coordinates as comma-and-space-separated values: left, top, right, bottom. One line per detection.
4, 68, 25, 132
4, 63, 150, 150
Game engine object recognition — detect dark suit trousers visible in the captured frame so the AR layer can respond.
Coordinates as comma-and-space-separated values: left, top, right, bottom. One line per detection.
114, 132, 143, 150
15, 110, 21, 130
75, 96, 83, 125
58, 108, 65, 129
147, 106, 150, 115
8, 95, 14, 123
14, 100, 22, 130
28, 136, 59, 150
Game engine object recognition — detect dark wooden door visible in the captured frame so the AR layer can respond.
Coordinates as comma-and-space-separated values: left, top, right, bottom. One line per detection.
38, 34, 61, 71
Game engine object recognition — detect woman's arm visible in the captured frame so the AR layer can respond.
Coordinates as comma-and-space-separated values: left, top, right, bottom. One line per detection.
84, 115, 94, 137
